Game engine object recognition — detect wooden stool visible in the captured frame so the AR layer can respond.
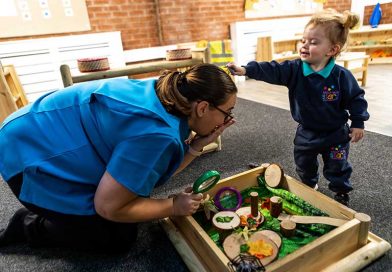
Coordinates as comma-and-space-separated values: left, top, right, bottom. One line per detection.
336, 52, 369, 87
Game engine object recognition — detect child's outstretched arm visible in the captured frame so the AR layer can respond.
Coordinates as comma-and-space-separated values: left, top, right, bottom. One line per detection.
226, 62, 246, 76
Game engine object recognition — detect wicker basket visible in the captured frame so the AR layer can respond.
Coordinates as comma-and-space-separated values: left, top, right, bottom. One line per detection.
166, 48, 192, 61
77, 57, 110, 73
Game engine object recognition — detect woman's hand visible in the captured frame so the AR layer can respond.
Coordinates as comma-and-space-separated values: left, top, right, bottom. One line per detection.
226, 62, 246, 76
172, 187, 203, 216
190, 119, 236, 151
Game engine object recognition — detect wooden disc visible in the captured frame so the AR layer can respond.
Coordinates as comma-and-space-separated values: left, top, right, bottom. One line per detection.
249, 232, 279, 265
264, 164, 283, 188
212, 211, 240, 230
259, 230, 282, 248
223, 232, 278, 265
235, 207, 264, 225
222, 233, 244, 260
280, 219, 296, 237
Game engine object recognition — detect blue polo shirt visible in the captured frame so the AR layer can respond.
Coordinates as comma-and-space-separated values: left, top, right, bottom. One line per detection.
0, 78, 189, 215
244, 59, 369, 131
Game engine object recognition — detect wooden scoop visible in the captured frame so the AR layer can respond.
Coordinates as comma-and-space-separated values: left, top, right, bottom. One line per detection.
278, 213, 348, 227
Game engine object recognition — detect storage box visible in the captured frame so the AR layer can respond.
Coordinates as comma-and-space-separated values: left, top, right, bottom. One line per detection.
160, 166, 391, 272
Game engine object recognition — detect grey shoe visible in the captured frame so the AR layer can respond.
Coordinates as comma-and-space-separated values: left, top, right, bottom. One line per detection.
334, 193, 350, 206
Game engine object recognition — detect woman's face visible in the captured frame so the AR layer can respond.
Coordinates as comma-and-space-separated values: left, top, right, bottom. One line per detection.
189, 93, 237, 137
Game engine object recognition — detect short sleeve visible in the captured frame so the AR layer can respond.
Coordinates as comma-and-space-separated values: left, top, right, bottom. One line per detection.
106, 134, 182, 196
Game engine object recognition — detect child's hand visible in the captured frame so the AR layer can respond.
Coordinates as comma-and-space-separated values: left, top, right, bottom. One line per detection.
349, 128, 364, 143
226, 62, 246, 76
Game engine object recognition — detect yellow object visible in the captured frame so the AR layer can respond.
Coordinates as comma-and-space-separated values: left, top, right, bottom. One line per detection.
197, 40, 234, 67
245, 0, 259, 11
247, 239, 273, 258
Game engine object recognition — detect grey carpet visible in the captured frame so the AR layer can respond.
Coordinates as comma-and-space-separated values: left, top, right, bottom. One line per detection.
0, 98, 391, 272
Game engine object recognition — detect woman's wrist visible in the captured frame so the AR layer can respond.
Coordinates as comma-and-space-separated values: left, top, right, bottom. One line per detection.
188, 145, 203, 157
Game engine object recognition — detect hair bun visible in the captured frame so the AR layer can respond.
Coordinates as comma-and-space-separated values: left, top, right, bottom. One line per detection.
343, 11, 360, 29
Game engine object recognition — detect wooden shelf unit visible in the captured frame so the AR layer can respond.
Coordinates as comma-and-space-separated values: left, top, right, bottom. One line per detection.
347, 24, 392, 64
256, 24, 392, 64
256, 37, 369, 86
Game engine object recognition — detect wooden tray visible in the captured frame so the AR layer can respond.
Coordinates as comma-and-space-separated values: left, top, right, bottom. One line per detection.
160, 166, 391, 272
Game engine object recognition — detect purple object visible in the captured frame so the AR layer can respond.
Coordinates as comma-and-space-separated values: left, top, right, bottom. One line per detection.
214, 186, 242, 211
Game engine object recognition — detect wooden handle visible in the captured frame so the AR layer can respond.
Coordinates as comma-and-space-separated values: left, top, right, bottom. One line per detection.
278, 214, 348, 227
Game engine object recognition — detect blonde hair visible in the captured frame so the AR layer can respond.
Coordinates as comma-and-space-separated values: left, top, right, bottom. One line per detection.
156, 63, 237, 116
306, 9, 360, 56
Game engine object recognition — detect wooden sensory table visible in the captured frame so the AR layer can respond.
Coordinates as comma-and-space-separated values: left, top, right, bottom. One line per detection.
160, 166, 391, 272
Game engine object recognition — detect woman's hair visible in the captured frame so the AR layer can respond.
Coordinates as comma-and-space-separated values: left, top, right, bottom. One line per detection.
156, 63, 237, 116
306, 9, 360, 56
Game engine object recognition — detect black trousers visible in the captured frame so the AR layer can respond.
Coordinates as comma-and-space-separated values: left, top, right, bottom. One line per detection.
7, 174, 138, 252
294, 124, 353, 193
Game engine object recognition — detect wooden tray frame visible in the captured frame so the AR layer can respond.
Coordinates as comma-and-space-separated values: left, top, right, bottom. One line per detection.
160, 166, 391, 272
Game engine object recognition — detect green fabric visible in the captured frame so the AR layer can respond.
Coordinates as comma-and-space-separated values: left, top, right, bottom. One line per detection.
302, 58, 335, 78
193, 173, 335, 259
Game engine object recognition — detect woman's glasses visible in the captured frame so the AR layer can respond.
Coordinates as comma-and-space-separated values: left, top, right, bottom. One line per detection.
212, 104, 234, 123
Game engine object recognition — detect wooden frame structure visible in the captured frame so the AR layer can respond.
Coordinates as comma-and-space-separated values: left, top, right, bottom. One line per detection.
60, 58, 205, 87
161, 166, 391, 272
0, 64, 29, 123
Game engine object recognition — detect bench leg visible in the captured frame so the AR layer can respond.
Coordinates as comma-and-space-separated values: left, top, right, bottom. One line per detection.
361, 58, 369, 87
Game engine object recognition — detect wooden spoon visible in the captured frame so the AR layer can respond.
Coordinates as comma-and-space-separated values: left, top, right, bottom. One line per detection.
278, 213, 348, 227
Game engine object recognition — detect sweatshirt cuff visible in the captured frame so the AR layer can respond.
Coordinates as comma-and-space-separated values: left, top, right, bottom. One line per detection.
350, 120, 364, 129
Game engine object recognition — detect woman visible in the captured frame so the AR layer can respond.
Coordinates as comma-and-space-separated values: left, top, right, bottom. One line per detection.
0, 63, 237, 251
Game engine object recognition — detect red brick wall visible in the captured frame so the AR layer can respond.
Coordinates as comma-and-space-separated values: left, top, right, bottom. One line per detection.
323, 0, 352, 13
0, 0, 355, 51
363, 2, 392, 25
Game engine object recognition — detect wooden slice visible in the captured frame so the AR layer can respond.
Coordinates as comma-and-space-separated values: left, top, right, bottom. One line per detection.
260, 162, 271, 168
235, 207, 264, 227
222, 233, 244, 260
212, 211, 240, 230
280, 219, 296, 237
249, 231, 279, 265
259, 230, 282, 248
223, 232, 278, 265
264, 163, 283, 188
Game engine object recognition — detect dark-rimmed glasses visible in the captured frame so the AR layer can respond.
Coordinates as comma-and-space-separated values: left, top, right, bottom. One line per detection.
212, 104, 234, 123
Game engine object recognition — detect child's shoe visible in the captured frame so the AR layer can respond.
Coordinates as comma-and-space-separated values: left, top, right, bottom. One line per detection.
334, 193, 350, 206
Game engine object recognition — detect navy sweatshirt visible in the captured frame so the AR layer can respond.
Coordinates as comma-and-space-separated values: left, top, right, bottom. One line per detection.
244, 59, 369, 132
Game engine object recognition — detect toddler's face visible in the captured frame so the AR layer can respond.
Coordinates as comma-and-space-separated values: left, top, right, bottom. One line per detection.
298, 24, 335, 68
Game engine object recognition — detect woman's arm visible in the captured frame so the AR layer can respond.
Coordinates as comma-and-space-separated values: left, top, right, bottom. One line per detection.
94, 171, 202, 223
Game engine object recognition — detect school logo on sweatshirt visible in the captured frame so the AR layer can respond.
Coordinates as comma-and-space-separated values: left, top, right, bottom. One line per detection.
322, 85, 339, 101
330, 145, 347, 160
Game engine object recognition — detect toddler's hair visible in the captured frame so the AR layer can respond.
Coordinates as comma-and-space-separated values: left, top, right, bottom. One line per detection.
306, 9, 360, 56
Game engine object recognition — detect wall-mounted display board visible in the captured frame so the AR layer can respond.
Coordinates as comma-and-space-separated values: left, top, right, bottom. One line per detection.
0, 0, 90, 38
